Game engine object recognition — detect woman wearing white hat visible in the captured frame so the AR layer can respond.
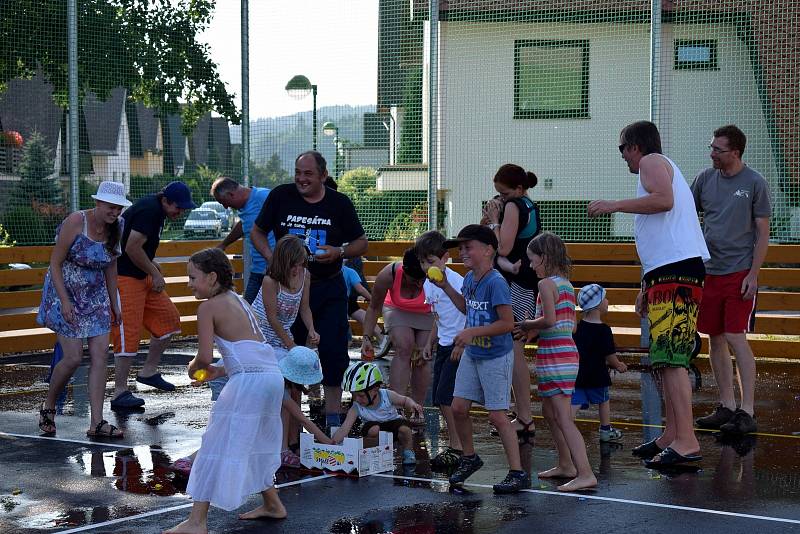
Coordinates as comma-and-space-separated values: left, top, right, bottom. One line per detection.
37, 181, 132, 438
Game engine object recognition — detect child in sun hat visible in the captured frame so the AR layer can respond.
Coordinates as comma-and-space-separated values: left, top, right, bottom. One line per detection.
572, 284, 628, 442
278, 346, 334, 467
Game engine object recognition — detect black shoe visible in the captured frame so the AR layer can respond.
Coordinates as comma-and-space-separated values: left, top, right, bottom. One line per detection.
110, 390, 145, 410
696, 404, 735, 429
719, 409, 757, 435
493, 470, 531, 494
136, 373, 176, 392
430, 447, 462, 472
632, 439, 663, 459
448, 454, 483, 485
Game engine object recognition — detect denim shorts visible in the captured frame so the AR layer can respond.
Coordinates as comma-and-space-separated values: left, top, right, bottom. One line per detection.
452, 349, 513, 411
571, 386, 610, 409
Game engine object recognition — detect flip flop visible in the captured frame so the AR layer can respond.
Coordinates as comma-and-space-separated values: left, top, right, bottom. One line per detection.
644, 447, 702, 468
632, 439, 663, 459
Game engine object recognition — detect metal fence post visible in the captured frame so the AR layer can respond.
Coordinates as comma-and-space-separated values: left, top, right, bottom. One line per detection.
241, 0, 250, 188
428, 0, 439, 231
68, 0, 79, 212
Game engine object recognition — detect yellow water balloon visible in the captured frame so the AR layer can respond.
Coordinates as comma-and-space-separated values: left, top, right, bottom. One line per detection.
193, 369, 208, 382
427, 266, 443, 282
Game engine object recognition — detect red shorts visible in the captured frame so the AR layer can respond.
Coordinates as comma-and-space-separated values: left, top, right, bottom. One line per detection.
112, 275, 181, 356
696, 270, 757, 336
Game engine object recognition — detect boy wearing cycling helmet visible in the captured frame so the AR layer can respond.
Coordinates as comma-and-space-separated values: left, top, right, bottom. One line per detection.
332, 361, 423, 465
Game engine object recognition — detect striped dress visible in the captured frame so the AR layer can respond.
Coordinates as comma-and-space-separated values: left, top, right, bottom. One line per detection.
534, 276, 579, 397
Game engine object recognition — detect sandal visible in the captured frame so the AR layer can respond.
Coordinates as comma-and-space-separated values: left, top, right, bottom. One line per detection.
490, 418, 535, 438
644, 447, 701, 468
632, 439, 664, 459
281, 449, 301, 468
38, 404, 56, 435
86, 419, 124, 439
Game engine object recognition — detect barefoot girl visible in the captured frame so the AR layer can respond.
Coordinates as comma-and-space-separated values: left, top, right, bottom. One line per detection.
165, 248, 285, 533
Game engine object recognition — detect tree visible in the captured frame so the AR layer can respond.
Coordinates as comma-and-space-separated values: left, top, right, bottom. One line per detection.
4, 131, 65, 244
0, 0, 239, 131
250, 153, 290, 188
14, 131, 62, 208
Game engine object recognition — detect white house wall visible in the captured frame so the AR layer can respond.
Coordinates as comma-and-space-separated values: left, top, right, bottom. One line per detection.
434, 21, 773, 237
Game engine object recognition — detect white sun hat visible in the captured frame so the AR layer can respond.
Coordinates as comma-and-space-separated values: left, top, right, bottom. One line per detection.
91, 181, 132, 207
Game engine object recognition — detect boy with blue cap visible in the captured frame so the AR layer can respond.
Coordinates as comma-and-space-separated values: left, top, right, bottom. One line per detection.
572, 284, 628, 442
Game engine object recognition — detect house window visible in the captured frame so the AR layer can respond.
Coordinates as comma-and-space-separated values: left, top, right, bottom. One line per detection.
514, 40, 590, 119
674, 40, 718, 70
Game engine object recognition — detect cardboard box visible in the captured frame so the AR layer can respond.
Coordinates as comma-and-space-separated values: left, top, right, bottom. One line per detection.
299, 429, 394, 476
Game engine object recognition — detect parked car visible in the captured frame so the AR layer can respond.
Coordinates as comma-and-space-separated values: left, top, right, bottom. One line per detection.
200, 201, 232, 232
183, 208, 222, 238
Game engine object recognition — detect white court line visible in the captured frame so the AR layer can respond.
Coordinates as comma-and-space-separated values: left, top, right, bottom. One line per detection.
57, 474, 334, 534
372, 473, 800, 525
0, 432, 133, 449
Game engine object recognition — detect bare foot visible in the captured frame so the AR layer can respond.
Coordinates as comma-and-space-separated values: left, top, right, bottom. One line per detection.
557, 475, 598, 492
162, 518, 207, 534
239, 503, 288, 521
537, 466, 577, 479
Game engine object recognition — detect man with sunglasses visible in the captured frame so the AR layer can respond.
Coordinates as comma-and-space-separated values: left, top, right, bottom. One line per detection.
691, 125, 771, 436
588, 121, 709, 468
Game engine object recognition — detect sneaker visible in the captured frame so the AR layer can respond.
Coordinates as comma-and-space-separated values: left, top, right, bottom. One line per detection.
402, 449, 417, 465
599, 427, 623, 443
281, 449, 301, 468
492, 470, 531, 494
430, 447, 462, 472
695, 404, 735, 429
448, 454, 483, 485
719, 409, 757, 435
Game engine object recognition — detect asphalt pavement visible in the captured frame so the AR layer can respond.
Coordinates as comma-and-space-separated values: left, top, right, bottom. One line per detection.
1, 348, 800, 533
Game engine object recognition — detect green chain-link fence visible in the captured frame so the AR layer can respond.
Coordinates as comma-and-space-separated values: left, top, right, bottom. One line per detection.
0, 1, 797, 245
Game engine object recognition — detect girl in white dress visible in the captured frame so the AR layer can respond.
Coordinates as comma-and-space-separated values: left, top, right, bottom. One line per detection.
165, 248, 285, 534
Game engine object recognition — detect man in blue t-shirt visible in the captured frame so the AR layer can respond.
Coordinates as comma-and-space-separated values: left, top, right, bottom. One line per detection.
251, 151, 368, 428
211, 177, 275, 303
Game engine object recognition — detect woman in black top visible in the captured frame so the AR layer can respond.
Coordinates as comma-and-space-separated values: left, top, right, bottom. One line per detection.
483, 163, 541, 436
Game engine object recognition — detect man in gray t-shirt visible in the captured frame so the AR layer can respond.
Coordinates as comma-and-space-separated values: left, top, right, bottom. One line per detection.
691, 124, 771, 436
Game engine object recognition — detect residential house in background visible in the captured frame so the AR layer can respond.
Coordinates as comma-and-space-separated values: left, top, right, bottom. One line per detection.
408, 0, 790, 237
188, 114, 232, 174
83, 88, 130, 191
0, 75, 64, 178
162, 114, 189, 176
128, 101, 163, 177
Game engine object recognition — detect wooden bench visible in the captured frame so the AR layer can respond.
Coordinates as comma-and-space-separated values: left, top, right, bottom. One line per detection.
352, 241, 800, 360
0, 240, 243, 353
1, 240, 798, 359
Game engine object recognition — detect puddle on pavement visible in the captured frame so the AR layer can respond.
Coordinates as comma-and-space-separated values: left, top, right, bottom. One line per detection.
68, 444, 187, 497
330, 500, 528, 533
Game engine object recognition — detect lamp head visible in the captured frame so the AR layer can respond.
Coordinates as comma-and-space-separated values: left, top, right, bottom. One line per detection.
285, 74, 312, 100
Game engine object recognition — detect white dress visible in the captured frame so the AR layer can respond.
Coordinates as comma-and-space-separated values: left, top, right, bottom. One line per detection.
186, 293, 284, 511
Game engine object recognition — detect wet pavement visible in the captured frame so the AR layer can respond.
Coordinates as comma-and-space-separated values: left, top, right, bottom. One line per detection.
1, 348, 800, 533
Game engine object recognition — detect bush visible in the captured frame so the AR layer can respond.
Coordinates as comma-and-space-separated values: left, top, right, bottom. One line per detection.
2, 205, 60, 245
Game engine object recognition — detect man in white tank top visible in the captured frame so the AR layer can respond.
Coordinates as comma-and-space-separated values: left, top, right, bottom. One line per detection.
588, 121, 708, 468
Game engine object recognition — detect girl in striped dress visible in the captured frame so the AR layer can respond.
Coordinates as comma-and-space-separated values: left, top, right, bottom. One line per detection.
516, 232, 597, 492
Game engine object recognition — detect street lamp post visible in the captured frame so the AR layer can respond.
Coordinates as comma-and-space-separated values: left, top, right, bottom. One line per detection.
285, 75, 318, 150
322, 121, 340, 178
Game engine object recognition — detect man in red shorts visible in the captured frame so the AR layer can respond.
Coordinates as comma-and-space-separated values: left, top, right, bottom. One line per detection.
692, 125, 771, 435
111, 182, 196, 410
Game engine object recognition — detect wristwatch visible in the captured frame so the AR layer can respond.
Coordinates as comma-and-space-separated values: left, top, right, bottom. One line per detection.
339, 246, 346, 259
487, 223, 500, 230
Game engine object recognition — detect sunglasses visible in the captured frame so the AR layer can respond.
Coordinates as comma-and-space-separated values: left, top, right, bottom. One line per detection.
618, 143, 627, 153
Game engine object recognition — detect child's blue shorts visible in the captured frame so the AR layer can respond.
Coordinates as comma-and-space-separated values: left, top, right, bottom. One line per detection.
571, 386, 610, 409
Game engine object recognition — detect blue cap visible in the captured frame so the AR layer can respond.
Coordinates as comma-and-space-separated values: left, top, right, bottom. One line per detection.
279, 346, 323, 385
162, 181, 196, 209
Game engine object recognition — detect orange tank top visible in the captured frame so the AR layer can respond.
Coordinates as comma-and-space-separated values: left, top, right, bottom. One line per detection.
383, 263, 431, 314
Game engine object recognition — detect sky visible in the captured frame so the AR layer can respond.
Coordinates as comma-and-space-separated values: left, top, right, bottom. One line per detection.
200, 0, 379, 119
